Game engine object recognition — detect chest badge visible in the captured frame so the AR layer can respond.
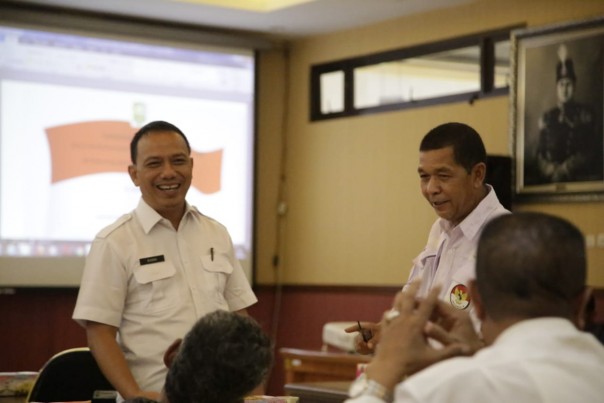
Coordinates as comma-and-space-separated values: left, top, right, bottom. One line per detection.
449, 284, 470, 310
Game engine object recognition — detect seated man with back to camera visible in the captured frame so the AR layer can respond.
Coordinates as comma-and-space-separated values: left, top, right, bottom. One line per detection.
124, 309, 274, 403
347, 212, 604, 402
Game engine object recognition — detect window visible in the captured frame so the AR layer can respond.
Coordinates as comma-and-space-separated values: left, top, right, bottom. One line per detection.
320, 70, 345, 113
310, 26, 520, 121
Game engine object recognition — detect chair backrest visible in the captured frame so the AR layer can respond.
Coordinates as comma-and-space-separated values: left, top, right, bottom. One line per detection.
27, 347, 114, 402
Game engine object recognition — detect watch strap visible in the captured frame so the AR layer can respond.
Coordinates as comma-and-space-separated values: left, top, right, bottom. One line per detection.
349, 372, 393, 402
364, 378, 392, 401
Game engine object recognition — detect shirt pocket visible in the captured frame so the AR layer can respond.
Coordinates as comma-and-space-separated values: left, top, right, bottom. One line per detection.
200, 253, 234, 297
415, 249, 437, 266
411, 249, 437, 277
130, 261, 179, 313
134, 261, 175, 284
407, 250, 438, 295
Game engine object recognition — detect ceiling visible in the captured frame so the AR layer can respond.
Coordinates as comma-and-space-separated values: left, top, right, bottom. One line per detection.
10, 0, 472, 39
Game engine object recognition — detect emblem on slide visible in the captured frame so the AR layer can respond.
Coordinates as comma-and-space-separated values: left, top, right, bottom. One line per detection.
449, 284, 470, 310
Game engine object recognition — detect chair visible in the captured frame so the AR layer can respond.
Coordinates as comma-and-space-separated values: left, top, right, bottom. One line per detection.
26, 347, 115, 402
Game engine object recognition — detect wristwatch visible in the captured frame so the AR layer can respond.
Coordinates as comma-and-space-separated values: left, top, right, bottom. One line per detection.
349, 372, 392, 402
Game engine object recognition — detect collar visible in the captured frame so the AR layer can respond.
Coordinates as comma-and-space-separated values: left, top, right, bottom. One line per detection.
134, 198, 195, 234
439, 184, 502, 240
493, 317, 577, 347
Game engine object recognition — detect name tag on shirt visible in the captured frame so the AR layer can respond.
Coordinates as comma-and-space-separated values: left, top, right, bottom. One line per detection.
134, 260, 175, 284
139, 255, 165, 265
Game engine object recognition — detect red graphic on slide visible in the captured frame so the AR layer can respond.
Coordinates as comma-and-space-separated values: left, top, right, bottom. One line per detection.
45, 121, 222, 194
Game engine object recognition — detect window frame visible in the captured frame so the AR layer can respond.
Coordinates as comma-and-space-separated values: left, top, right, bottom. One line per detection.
310, 25, 523, 121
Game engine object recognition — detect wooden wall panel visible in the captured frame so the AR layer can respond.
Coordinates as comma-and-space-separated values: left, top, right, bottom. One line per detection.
1, 286, 603, 396
0, 288, 86, 372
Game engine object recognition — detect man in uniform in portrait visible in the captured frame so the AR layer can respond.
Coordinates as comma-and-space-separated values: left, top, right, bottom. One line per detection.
535, 44, 603, 184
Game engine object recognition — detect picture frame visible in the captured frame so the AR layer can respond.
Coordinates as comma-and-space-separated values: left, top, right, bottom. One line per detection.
510, 16, 604, 202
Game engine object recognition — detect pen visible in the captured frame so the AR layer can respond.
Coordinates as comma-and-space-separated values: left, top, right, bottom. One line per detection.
357, 320, 371, 343
210, 247, 214, 261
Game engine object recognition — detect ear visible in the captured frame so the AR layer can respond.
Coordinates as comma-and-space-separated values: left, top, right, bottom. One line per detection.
128, 164, 140, 187
163, 338, 182, 368
575, 286, 593, 330
469, 280, 485, 321
472, 162, 487, 187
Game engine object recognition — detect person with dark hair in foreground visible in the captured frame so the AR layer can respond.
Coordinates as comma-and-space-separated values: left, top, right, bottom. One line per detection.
347, 122, 509, 352
124, 310, 273, 403
163, 310, 273, 403
347, 212, 604, 402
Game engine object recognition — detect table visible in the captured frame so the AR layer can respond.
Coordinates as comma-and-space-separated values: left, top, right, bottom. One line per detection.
0, 398, 90, 403
284, 381, 351, 403
0, 397, 25, 403
280, 348, 370, 384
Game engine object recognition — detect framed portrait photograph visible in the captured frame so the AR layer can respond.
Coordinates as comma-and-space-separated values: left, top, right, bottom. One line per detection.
511, 16, 604, 202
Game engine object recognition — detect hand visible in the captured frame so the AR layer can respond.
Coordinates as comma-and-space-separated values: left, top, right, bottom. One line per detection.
345, 321, 381, 354
365, 282, 471, 390
425, 299, 484, 354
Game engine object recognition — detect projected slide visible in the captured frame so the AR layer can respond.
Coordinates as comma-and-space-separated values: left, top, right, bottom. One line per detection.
0, 23, 255, 284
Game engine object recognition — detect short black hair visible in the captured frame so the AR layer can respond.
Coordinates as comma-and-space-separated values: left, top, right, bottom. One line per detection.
476, 212, 586, 320
419, 122, 487, 173
123, 398, 158, 403
130, 120, 191, 164
164, 310, 273, 403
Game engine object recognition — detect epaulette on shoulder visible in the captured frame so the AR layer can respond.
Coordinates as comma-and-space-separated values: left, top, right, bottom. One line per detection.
97, 214, 133, 239
190, 205, 215, 222
201, 212, 222, 227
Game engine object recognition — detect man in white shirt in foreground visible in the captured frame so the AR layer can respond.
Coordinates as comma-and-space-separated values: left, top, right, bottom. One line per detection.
347, 212, 604, 402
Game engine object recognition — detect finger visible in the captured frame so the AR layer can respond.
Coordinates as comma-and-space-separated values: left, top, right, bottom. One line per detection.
409, 286, 441, 324
381, 292, 403, 325
424, 321, 457, 346
367, 331, 380, 350
354, 335, 375, 355
434, 342, 472, 360
353, 333, 367, 349
354, 332, 363, 345
398, 280, 421, 315
402, 279, 421, 298
345, 323, 363, 333
345, 321, 380, 333
364, 322, 381, 331
345, 321, 370, 333
432, 299, 461, 322
390, 292, 405, 314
